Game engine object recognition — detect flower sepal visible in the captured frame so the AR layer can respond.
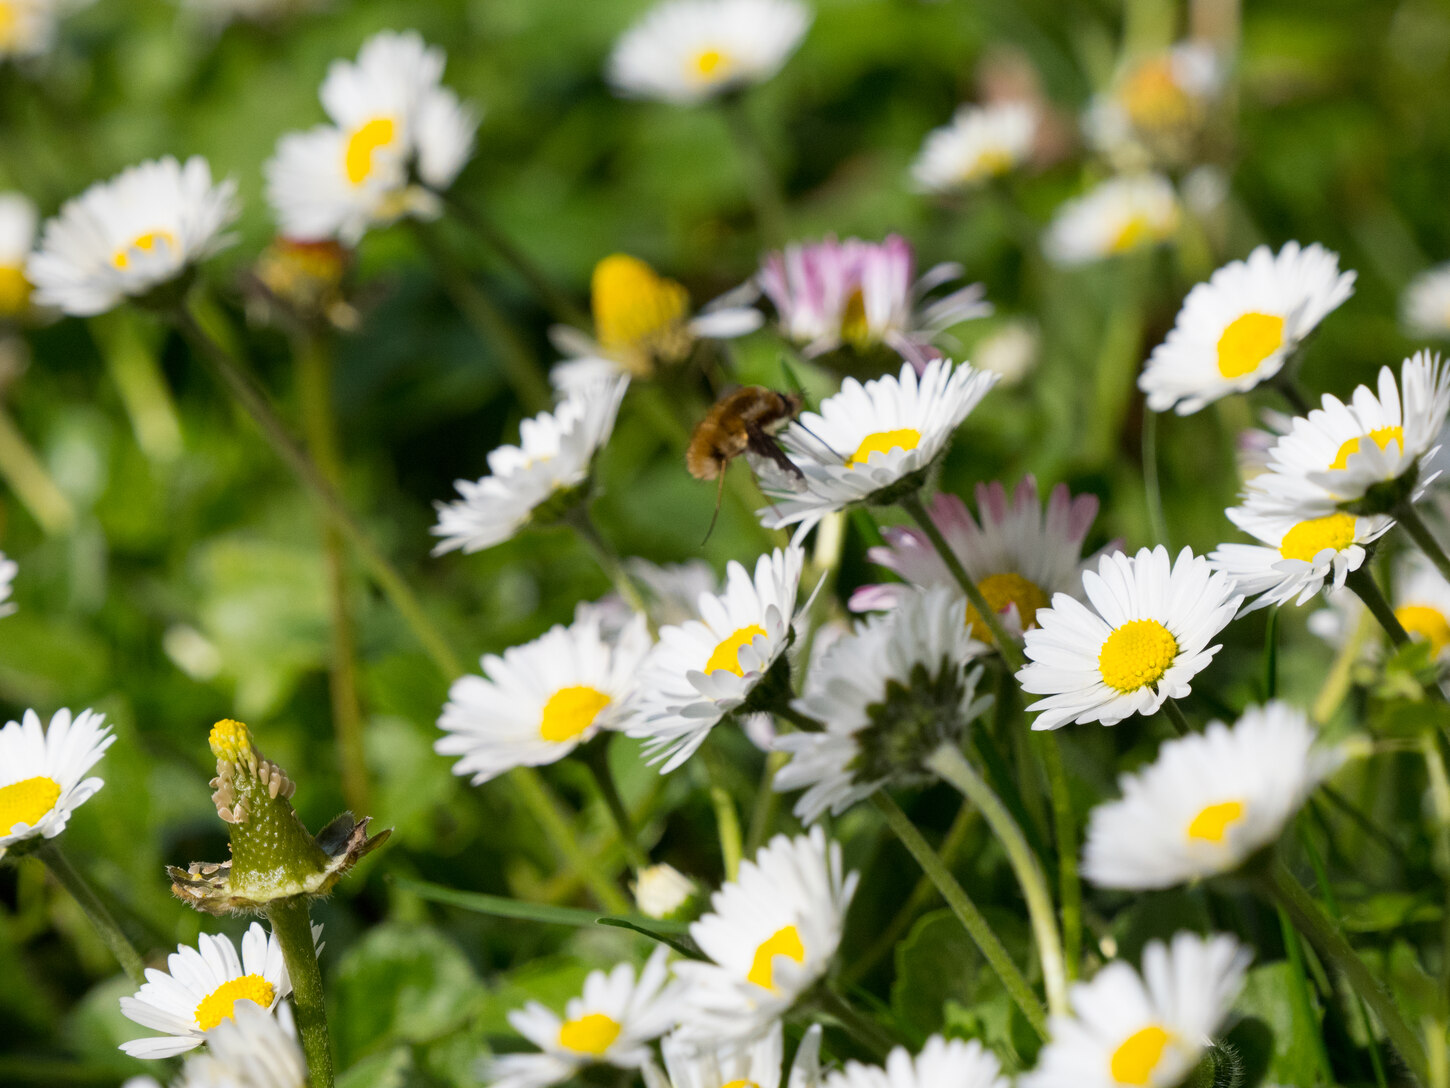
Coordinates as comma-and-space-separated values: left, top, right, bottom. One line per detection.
1342, 466, 1420, 517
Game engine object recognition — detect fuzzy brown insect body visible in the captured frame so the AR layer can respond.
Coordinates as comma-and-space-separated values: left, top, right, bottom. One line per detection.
687, 386, 806, 540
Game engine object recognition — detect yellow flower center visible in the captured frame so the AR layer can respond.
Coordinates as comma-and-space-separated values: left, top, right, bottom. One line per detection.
344, 116, 398, 186
1278, 513, 1356, 561
705, 625, 767, 677
112, 230, 179, 270
591, 254, 691, 363
965, 147, 1015, 182
691, 47, 731, 79
1120, 59, 1193, 133
721, 1081, 761, 1088
0, 3, 17, 49
841, 288, 871, 349
848, 428, 922, 468
965, 572, 1050, 642
209, 717, 254, 763
1110, 214, 1153, 254
1216, 312, 1285, 379
747, 924, 805, 991
1110, 1025, 1174, 1086
539, 685, 612, 743
0, 775, 61, 835
1330, 425, 1403, 471
1396, 604, 1450, 658
1098, 619, 1178, 693
1187, 799, 1246, 843
194, 974, 275, 1032
556, 1012, 622, 1056
0, 264, 29, 317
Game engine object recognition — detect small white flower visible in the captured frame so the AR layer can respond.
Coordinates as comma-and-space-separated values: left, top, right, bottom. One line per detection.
487, 947, 677, 1088
634, 863, 698, 920
431, 376, 628, 554
1392, 551, 1450, 662
758, 359, 998, 542
265, 30, 479, 244
911, 101, 1037, 194
1403, 264, 1450, 340
436, 610, 650, 786
626, 546, 805, 772
1043, 174, 1179, 267
175, 1001, 307, 1088
0, 193, 37, 318
972, 320, 1038, 386
0, 707, 113, 860
1021, 932, 1250, 1088
673, 828, 859, 1044
776, 587, 990, 823
119, 922, 317, 1059
1017, 546, 1242, 731
27, 156, 238, 317
0, 550, 16, 616
0, 0, 68, 61
1083, 44, 1222, 165
648, 1020, 810, 1088
824, 1036, 1008, 1088
1141, 243, 1357, 415
608, 0, 810, 105
1082, 702, 1342, 890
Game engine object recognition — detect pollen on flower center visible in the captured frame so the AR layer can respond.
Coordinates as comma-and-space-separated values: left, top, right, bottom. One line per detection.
1110, 1025, 1174, 1086
0, 775, 61, 834
344, 116, 398, 186
691, 47, 731, 78
0, 264, 29, 315
848, 428, 922, 468
1278, 513, 1356, 562
747, 924, 805, 990
1098, 619, 1178, 693
965, 572, 1050, 642
1396, 604, 1450, 658
592, 254, 691, 358
705, 624, 767, 677
1187, 800, 1245, 843
556, 1012, 622, 1055
539, 685, 612, 743
194, 974, 275, 1031
1330, 425, 1403, 471
1216, 312, 1285, 379
113, 230, 179, 270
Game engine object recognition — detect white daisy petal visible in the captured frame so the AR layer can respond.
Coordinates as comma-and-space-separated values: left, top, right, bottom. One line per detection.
911, 102, 1038, 194
0, 706, 113, 857
824, 1036, 1009, 1088
1044, 175, 1180, 267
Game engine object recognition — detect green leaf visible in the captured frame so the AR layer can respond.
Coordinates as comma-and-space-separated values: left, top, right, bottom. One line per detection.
891, 908, 979, 1036
595, 917, 701, 958
392, 875, 689, 933
1233, 963, 1324, 1087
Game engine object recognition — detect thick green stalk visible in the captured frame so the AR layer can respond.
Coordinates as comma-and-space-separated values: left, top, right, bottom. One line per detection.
37, 842, 146, 984
702, 750, 744, 881
871, 792, 1048, 1038
1398, 502, 1450, 588
267, 898, 332, 1088
744, 750, 787, 856
1035, 733, 1082, 980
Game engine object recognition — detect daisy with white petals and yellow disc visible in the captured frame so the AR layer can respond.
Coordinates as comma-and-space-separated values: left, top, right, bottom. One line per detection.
27, 156, 238, 317
757, 359, 998, 542
0, 193, 37, 319
119, 921, 317, 1059
435, 610, 650, 785
911, 102, 1038, 194
1021, 932, 1250, 1088
487, 947, 677, 1088
646, 1020, 818, 1088
608, 0, 811, 105
673, 828, 858, 1043
1392, 552, 1450, 662
174, 1001, 307, 1088
1141, 242, 1357, 415
1017, 546, 1241, 730
824, 1036, 1008, 1088
1082, 702, 1342, 890
1043, 174, 1179, 267
0, 707, 113, 860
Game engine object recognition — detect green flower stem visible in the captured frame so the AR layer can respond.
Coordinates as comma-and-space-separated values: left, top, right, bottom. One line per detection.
899, 492, 1024, 669
512, 767, 631, 913
870, 791, 1048, 1039
718, 95, 788, 246
565, 507, 651, 627
813, 986, 897, 1060
267, 897, 332, 1088
1258, 857, 1430, 1087
1347, 565, 1411, 647
1276, 906, 1335, 1085
1142, 408, 1170, 550
294, 331, 370, 816
0, 405, 75, 535
1271, 373, 1312, 416
1034, 732, 1082, 981
1419, 735, 1450, 1088
1163, 698, 1193, 736
90, 311, 183, 463
926, 742, 1069, 1020
1313, 602, 1375, 723
1398, 502, 1450, 587
583, 743, 648, 872
37, 842, 146, 985
744, 750, 787, 857
772, 702, 823, 732
701, 749, 744, 881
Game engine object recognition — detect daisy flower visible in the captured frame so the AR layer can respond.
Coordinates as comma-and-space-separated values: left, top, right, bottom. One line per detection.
431, 375, 628, 554
1403, 264, 1450, 340
265, 30, 479, 244
26, 156, 238, 317
775, 587, 992, 823
823, 1036, 1008, 1088
175, 1001, 306, 1088
1209, 504, 1393, 613
436, 610, 650, 785
119, 921, 316, 1059
673, 828, 859, 1043
487, 947, 677, 1088
1084, 44, 1222, 165
850, 478, 1111, 645
647, 1021, 817, 1088
0, 707, 114, 860
1242, 352, 1450, 519
550, 253, 761, 396
1141, 243, 1356, 415
757, 359, 999, 542
625, 546, 805, 772
755, 235, 991, 367
1021, 932, 1250, 1088
1393, 551, 1450, 662
0, 193, 36, 319
633, 863, 698, 920
973, 319, 1039, 386
1043, 174, 1180, 267
1082, 702, 1342, 890
0, 550, 15, 616
910, 102, 1038, 194
1017, 546, 1242, 731
607, 0, 811, 105
0, 0, 65, 61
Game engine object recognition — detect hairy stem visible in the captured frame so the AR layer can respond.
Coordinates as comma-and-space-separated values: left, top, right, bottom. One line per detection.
1035, 732, 1082, 980
267, 897, 332, 1088
1346, 565, 1410, 647
1398, 502, 1450, 588
37, 842, 146, 984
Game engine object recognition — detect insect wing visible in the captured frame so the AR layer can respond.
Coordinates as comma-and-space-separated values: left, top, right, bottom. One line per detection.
744, 426, 807, 493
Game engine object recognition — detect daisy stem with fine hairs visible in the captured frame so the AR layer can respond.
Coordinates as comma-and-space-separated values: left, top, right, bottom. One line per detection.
925, 742, 1070, 1019
1344, 566, 1411, 647
719, 94, 788, 246
1142, 408, 1170, 549
1162, 698, 1193, 736
36, 841, 146, 985
1034, 732, 1083, 979
268, 896, 334, 1088
90, 310, 183, 464
582, 742, 648, 872
870, 792, 1048, 1038
1258, 856, 1431, 1087
811, 986, 896, 1060
1396, 501, 1450, 587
